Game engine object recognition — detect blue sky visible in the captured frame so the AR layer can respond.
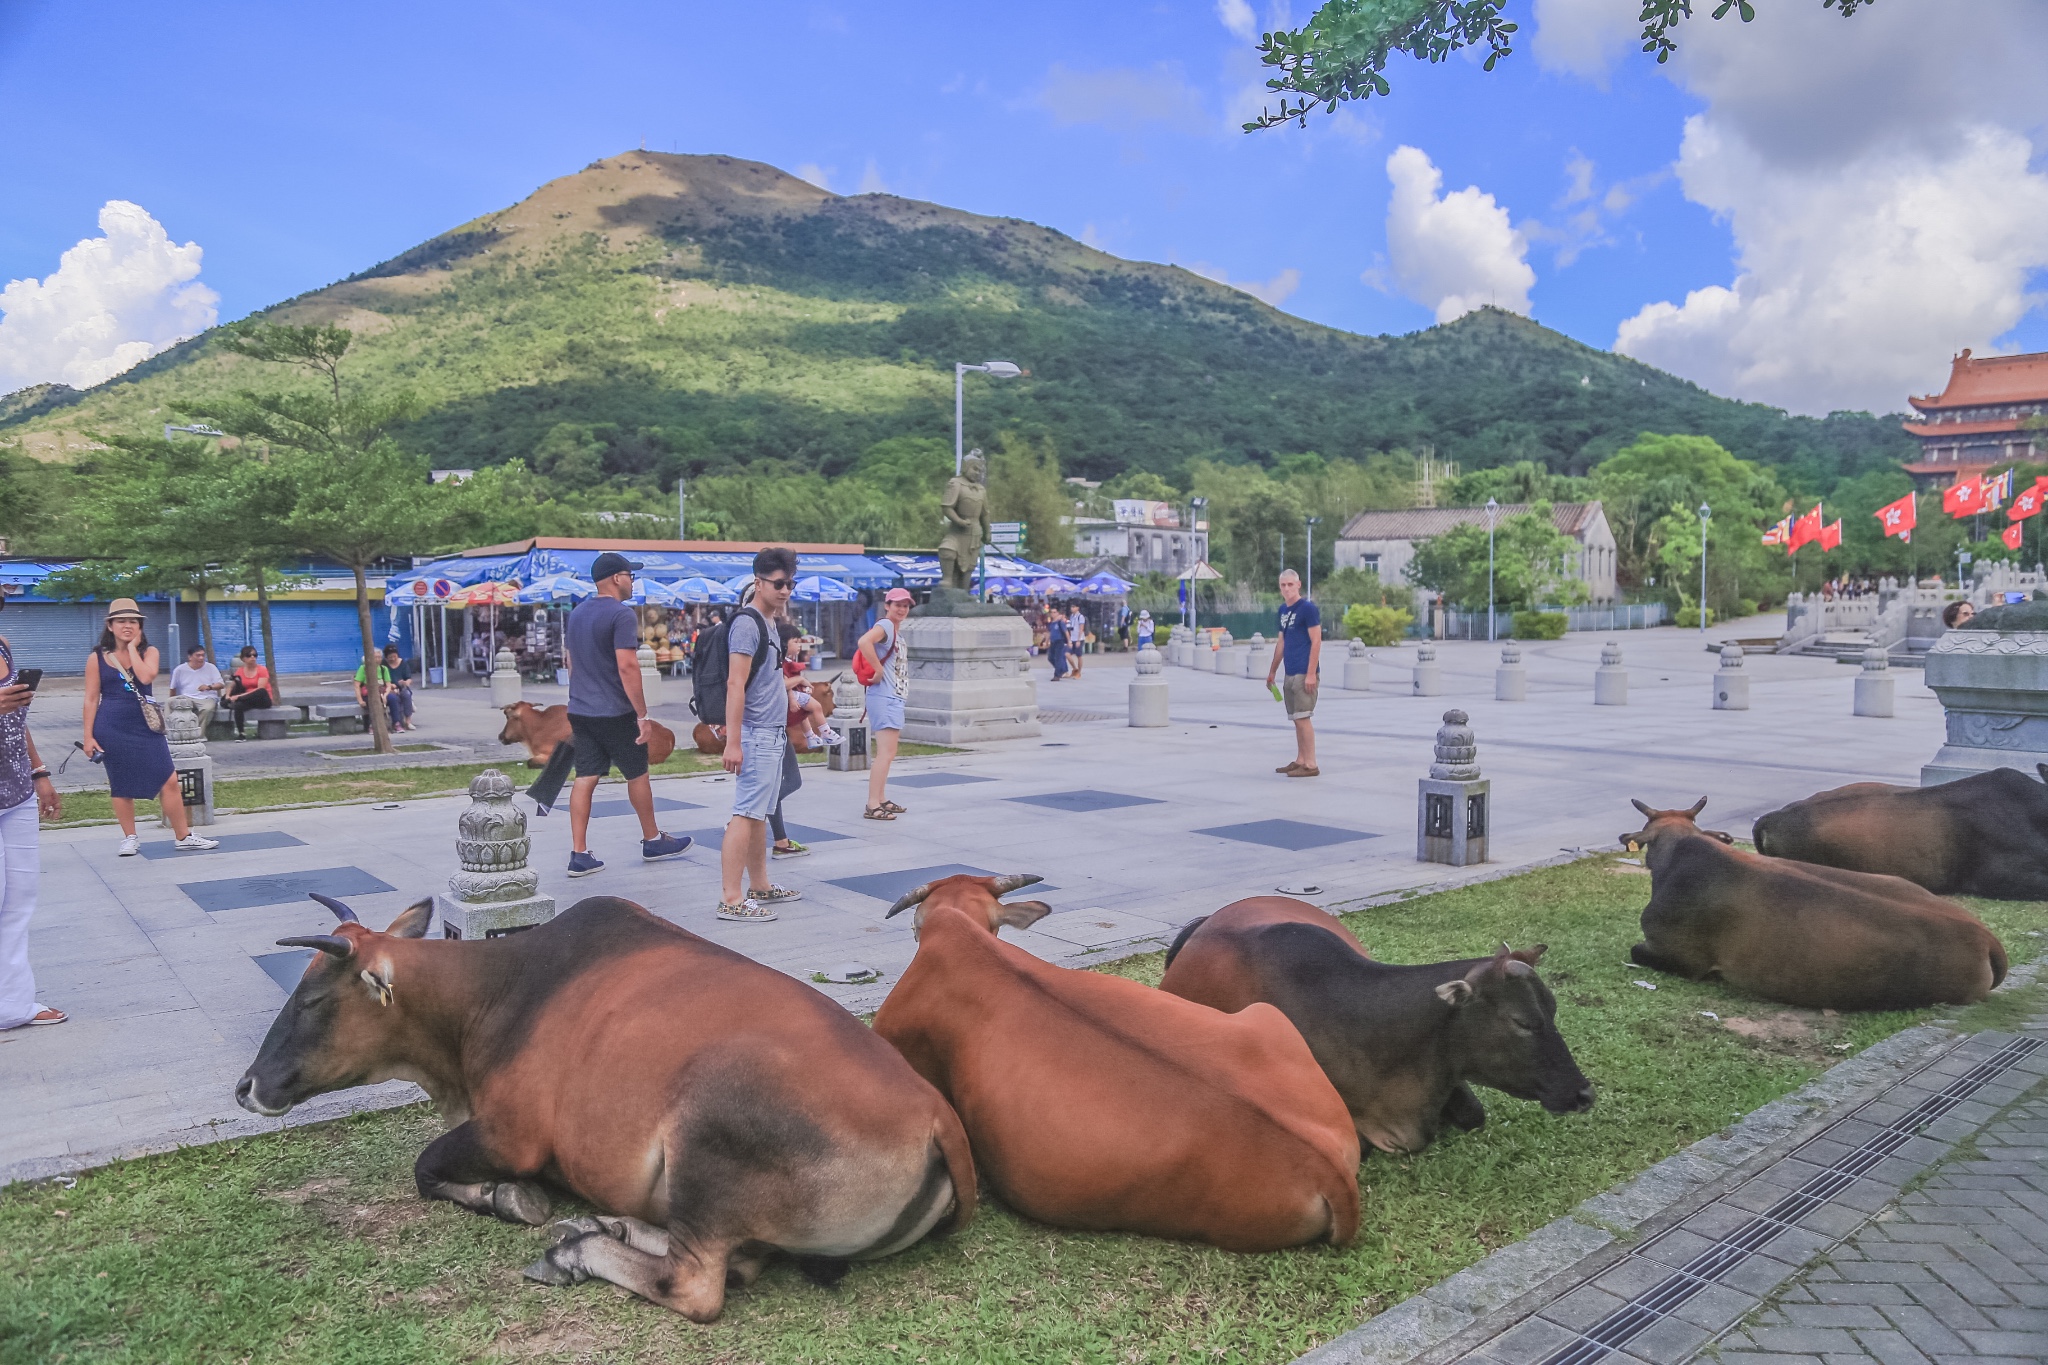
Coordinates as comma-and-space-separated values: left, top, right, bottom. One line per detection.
3, 0, 2045, 414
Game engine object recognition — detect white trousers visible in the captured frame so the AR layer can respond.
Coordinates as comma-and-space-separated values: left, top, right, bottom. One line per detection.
0, 799, 40, 1029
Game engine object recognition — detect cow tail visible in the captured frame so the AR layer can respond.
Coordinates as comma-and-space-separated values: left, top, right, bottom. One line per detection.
1164, 916, 1211, 971
930, 1113, 979, 1236
1990, 935, 2009, 991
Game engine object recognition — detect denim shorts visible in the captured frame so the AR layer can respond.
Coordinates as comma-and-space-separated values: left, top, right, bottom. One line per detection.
732, 726, 787, 821
865, 684, 905, 732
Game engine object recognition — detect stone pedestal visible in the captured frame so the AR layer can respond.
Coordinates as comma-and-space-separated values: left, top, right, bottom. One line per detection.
1854, 645, 1895, 718
1240, 633, 1265, 678
1418, 709, 1488, 866
1713, 644, 1750, 710
827, 721, 871, 771
1921, 612, 2048, 784
636, 643, 662, 704
160, 696, 213, 828
489, 647, 522, 708
1495, 643, 1527, 702
1129, 646, 1169, 726
1343, 638, 1372, 691
434, 769, 555, 939
901, 589, 1040, 744
1594, 640, 1628, 706
1192, 632, 1216, 672
1412, 642, 1442, 697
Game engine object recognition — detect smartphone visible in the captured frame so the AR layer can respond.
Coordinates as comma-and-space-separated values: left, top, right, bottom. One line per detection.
14, 668, 39, 692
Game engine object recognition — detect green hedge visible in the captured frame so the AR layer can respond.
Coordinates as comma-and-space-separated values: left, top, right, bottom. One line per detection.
1342, 603, 1414, 646
1511, 610, 1568, 640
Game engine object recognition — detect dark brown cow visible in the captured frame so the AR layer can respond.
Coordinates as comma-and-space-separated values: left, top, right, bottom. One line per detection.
693, 680, 838, 755
1753, 766, 2048, 900
1160, 898, 1593, 1155
501, 702, 675, 767
1625, 798, 2007, 1011
237, 892, 975, 1320
873, 874, 1360, 1252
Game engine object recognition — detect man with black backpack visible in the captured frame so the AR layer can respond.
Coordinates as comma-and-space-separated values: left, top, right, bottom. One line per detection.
711, 547, 803, 922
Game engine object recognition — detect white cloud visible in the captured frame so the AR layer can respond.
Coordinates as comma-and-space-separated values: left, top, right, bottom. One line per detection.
1545, 0, 2048, 413
1530, 0, 1637, 82
856, 159, 889, 195
0, 200, 218, 395
794, 163, 835, 192
1034, 63, 1209, 133
1216, 0, 1258, 41
1180, 260, 1303, 308
1378, 145, 1534, 324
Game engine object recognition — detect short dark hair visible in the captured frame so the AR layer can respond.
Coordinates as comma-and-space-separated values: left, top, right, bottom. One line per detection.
754, 546, 798, 580
1942, 600, 1973, 628
187, 644, 206, 657
382, 644, 400, 656
239, 645, 258, 658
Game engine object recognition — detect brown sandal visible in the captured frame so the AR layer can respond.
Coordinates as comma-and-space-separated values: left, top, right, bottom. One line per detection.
863, 805, 897, 821
880, 800, 906, 814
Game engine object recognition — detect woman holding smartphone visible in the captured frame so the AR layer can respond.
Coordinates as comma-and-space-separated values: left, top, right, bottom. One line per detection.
0, 592, 64, 1029
81, 599, 218, 857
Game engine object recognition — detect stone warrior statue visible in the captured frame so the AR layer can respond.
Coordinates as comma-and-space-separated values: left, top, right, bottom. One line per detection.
938, 449, 991, 591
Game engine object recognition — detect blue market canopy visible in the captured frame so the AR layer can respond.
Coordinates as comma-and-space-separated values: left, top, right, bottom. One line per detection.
516, 574, 595, 603
981, 577, 1037, 598
1075, 571, 1135, 596
793, 575, 859, 603
1028, 575, 1079, 596
404, 547, 902, 595
668, 576, 738, 604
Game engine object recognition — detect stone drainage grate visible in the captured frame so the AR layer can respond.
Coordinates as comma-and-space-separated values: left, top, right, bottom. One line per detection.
1534, 1035, 2044, 1365
1038, 709, 1118, 723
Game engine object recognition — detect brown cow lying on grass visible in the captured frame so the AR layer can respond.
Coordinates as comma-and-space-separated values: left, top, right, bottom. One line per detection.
502, 701, 674, 768
237, 892, 975, 1321
1160, 897, 1593, 1155
1624, 798, 2006, 1011
874, 874, 1360, 1252
692, 679, 838, 755
1753, 766, 2048, 901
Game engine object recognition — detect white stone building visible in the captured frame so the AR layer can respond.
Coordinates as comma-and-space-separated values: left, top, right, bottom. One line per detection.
1333, 502, 1619, 608
1069, 518, 1210, 577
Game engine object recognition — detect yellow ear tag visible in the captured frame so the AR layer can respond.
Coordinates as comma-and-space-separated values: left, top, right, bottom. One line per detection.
360, 969, 393, 1007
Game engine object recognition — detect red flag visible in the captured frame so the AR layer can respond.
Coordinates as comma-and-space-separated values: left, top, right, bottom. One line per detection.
1944, 475, 1985, 517
2012, 482, 2045, 522
1787, 503, 1824, 551
1820, 519, 1842, 551
1874, 492, 1917, 539
2003, 521, 2025, 550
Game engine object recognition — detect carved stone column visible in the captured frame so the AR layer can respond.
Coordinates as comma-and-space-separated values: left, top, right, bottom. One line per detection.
433, 769, 557, 938
1921, 614, 2048, 785
1418, 709, 1488, 866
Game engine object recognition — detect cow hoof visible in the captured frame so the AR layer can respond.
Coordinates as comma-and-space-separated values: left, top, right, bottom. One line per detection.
491, 1181, 552, 1226
549, 1216, 605, 1245
522, 1253, 581, 1287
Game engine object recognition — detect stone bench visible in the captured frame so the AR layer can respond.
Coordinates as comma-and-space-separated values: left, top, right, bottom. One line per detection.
250, 707, 302, 740
311, 704, 365, 735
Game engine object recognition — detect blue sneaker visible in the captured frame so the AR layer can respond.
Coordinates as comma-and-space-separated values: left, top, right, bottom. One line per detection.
567, 851, 604, 878
642, 832, 694, 863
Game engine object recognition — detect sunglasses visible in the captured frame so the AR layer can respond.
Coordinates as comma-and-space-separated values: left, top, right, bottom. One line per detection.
760, 578, 795, 591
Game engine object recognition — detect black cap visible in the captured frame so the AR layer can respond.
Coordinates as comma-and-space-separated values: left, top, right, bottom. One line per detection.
590, 551, 643, 581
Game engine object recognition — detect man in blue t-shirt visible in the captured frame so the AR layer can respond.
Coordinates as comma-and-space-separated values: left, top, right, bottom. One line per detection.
1264, 568, 1322, 777
563, 551, 692, 877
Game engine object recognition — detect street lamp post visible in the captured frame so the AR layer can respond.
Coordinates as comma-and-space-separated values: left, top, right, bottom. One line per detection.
954, 361, 1023, 474
1187, 497, 1209, 630
1304, 516, 1321, 599
1485, 498, 1499, 642
1697, 503, 1712, 633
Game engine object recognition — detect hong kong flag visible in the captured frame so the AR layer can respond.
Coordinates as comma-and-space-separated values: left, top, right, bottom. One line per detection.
2011, 480, 2046, 522
1944, 475, 1986, 517
1874, 492, 1917, 540
1787, 503, 1824, 552
2003, 521, 2025, 551
1820, 519, 1843, 551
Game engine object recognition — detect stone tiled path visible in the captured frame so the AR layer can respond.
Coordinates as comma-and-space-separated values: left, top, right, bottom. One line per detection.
1710, 1084, 2048, 1365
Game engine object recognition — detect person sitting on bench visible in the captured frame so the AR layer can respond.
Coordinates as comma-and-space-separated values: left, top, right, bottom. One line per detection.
225, 646, 273, 739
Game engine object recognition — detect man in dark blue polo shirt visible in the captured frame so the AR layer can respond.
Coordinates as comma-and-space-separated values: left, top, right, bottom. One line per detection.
1264, 568, 1322, 778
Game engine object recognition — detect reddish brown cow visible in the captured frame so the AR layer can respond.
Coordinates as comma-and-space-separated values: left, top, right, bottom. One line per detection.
693, 681, 837, 755
238, 892, 975, 1320
873, 874, 1360, 1252
1625, 798, 2006, 1011
499, 701, 570, 767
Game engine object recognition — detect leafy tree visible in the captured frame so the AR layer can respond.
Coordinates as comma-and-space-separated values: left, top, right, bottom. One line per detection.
1590, 433, 1786, 595
1242, 0, 1876, 130
985, 434, 1073, 563
1214, 481, 1304, 587
1405, 503, 1589, 611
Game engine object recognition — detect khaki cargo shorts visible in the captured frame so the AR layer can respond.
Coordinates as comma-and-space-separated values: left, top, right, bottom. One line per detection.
1282, 673, 1318, 720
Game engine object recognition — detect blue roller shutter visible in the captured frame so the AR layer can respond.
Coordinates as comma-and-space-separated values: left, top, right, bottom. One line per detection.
207, 602, 392, 675
0, 600, 176, 674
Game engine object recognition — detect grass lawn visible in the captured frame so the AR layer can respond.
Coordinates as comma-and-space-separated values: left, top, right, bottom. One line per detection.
5, 856, 2045, 1365
42, 745, 958, 829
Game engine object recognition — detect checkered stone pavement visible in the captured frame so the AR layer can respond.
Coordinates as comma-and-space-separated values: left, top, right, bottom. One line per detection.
1706, 1084, 2048, 1365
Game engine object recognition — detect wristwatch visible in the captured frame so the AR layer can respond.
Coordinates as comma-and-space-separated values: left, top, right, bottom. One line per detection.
30, 768, 51, 781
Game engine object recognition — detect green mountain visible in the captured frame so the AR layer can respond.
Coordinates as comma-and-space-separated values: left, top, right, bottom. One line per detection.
1, 150, 1912, 493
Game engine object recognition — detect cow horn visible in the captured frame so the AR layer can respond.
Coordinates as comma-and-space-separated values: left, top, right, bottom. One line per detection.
1630, 799, 1655, 817
277, 934, 354, 959
1686, 796, 1709, 817
990, 873, 1044, 894
310, 892, 360, 923
886, 882, 936, 918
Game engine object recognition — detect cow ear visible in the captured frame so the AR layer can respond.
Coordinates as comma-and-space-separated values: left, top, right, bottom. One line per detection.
1435, 979, 1475, 1008
359, 966, 394, 1007
1511, 944, 1548, 965
385, 898, 434, 939
1618, 833, 1642, 851
1702, 829, 1735, 845
995, 900, 1052, 932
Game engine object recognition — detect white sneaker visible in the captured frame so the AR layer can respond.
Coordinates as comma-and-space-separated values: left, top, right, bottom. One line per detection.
816, 726, 844, 748
174, 834, 221, 851
117, 834, 141, 857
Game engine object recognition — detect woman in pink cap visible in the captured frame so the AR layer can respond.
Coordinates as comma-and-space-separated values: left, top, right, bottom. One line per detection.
855, 587, 913, 820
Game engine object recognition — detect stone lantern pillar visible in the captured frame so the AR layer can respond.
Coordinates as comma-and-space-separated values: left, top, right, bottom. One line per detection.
1241, 633, 1265, 678
829, 670, 869, 772
635, 642, 662, 703
1854, 645, 1895, 718
489, 647, 522, 708
1594, 640, 1628, 706
1495, 643, 1527, 702
1713, 644, 1750, 710
159, 696, 213, 828
1129, 645, 1169, 726
1412, 642, 1443, 697
1343, 638, 1372, 691
1418, 709, 1488, 866
433, 769, 556, 939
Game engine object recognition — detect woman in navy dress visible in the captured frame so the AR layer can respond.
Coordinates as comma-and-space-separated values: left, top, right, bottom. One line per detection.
80, 599, 217, 858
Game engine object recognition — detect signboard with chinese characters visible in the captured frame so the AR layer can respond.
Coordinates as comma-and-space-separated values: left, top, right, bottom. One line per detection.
1113, 499, 1179, 528
990, 520, 1027, 550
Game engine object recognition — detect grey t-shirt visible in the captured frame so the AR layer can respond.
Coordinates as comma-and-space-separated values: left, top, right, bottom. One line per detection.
724, 609, 787, 730
565, 596, 640, 717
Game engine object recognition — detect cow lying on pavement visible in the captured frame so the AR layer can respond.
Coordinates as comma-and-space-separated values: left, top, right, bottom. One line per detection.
1159, 898, 1593, 1155
237, 892, 975, 1321
1752, 766, 2048, 901
1625, 798, 2006, 1011
874, 874, 1360, 1252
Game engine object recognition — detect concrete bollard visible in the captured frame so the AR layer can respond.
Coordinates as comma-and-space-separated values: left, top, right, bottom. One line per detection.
1129, 646, 1169, 726
1594, 640, 1628, 706
1713, 643, 1750, 710
636, 643, 663, 702
1854, 645, 1895, 718
1343, 638, 1372, 691
489, 646, 522, 708
1192, 629, 1216, 672
1495, 643, 1527, 702
1418, 709, 1488, 866
1412, 642, 1443, 696
160, 696, 214, 828
433, 769, 557, 939
1241, 633, 1265, 678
